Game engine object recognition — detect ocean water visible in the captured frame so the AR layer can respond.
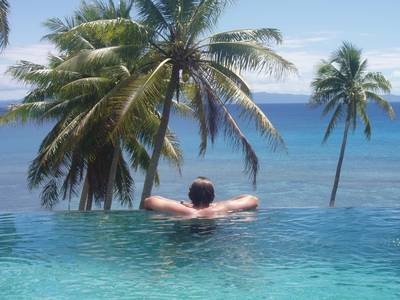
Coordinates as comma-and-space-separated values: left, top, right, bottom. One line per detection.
0, 209, 399, 299
0, 103, 399, 299
0, 102, 399, 210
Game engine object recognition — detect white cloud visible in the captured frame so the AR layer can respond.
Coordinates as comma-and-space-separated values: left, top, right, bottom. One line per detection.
391, 70, 400, 78
246, 44, 400, 95
279, 32, 338, 49
245, 50, 327, 94
0, 43, 56, 64
2, 39, 400, 99
365, 48, 400, 71
282, 37, 330, 49
0, 42, 55, 101
243, 33, 336, 94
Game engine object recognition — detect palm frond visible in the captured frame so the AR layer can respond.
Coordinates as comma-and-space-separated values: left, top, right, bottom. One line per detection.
114, 154, 134, 207
171, 99, 193, 115
64, 18, 148, 44
203, 62, 285, 151
365, 91, 395, 119
218, 101, 259, 186
161, 131, 183, 172
202, 60, 251, 95
135, 0, 170, 31
7, 61, 82, 89
206, 41, 296, 76
0, 0, 9, 49
363, 72, 391, 94
40, 179, 60, 209
209, 28, 282, 44
60, 77, 114, 98
7, 61, 46, 80
0, 101, 55, 125
111, 58, 171, 135
320, 92, 345, 116
186, 0, 233, 43
323, 104, 344, 143
182, 82, 208, 155
40, 113, 86, 164
199, 77, 259, 185
357, 101, 372, 140
56, 46, 141, 72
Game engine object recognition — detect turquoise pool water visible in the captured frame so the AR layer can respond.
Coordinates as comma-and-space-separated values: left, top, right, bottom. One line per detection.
1, 208, 399, 299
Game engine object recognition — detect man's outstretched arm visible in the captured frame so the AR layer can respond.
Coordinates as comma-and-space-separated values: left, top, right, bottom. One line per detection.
143, 196, 194, 215
214, 195, 259, 212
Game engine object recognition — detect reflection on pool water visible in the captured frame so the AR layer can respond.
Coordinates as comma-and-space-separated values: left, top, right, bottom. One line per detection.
0, 208, 399, 299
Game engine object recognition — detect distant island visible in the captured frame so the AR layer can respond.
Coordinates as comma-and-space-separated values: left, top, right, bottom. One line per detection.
1, 93, 400, 107
251, 92, 400, 103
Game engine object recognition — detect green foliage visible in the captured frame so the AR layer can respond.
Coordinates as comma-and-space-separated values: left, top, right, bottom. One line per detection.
2, 0, 296, 207
0, 0, 182, 209
58, 0, 296, 186
311, 42, 395, 142
0, 0, 9, 49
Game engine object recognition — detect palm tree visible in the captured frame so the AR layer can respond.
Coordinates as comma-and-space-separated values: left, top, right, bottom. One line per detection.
58, 0, 296, 208
0, 0, 9, 49
311, 42, 395, 207
0, 0, 183, 210
42, 0, 143, 210
2, 54, 182, 210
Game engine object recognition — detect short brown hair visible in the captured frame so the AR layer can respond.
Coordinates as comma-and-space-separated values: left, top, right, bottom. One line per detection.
188, 177, 215, 207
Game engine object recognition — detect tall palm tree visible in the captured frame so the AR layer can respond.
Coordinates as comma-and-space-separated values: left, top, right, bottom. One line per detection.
0, 0, 9, 49
43, 0, 142, 210
311, 42, 395, 207
2, 52, 182, 210
58, 0, 296, 208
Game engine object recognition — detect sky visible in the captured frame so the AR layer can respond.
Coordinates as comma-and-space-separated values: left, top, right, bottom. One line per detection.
1, 0, 400, 100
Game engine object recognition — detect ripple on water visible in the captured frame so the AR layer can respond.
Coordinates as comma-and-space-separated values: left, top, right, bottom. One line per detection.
0, 208, 399, 299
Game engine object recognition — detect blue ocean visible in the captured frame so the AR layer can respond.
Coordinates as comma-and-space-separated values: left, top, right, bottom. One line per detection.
0, 102, 399, 299
1, 102, 399, 210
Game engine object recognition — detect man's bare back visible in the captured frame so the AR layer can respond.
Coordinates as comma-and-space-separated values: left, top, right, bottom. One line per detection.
144, 177, 258, 217
144, 194, 259, 217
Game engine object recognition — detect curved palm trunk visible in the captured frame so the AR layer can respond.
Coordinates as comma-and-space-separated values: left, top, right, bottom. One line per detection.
140, 65, 180, 209
329, 114, 351, 207
104, 143, 120, 210
78, 173, 89, 211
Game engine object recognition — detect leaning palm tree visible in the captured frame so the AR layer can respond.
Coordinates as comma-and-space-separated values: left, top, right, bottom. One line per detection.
311, 42, 395, 207
0, 0, 9, 49
58, 0, 296, 208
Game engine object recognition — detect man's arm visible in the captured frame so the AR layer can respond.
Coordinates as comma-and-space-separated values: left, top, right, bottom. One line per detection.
213, 195, 259, 212
143, 196, 194, 215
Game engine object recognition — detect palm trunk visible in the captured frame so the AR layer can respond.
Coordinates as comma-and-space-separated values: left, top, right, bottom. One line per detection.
104, 143, 120, 210
329, 114, 351, 207
85, 184, 93, 211
79, 173, 89, 211
139, 65, 180, 208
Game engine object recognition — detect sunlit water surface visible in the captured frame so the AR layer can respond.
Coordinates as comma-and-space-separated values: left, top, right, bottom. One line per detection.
1, 209, 399, 299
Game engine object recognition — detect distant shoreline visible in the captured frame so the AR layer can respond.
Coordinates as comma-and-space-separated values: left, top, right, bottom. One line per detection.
2, 92, 400, 105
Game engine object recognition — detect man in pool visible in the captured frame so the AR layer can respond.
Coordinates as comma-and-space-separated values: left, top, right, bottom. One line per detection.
144, 177, 259, 217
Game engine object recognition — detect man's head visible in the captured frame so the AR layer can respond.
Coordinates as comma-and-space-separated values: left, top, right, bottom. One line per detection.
188, 177, 215, 207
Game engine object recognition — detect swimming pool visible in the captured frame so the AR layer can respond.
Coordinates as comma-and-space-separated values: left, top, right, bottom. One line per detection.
0, 208, 399, 299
